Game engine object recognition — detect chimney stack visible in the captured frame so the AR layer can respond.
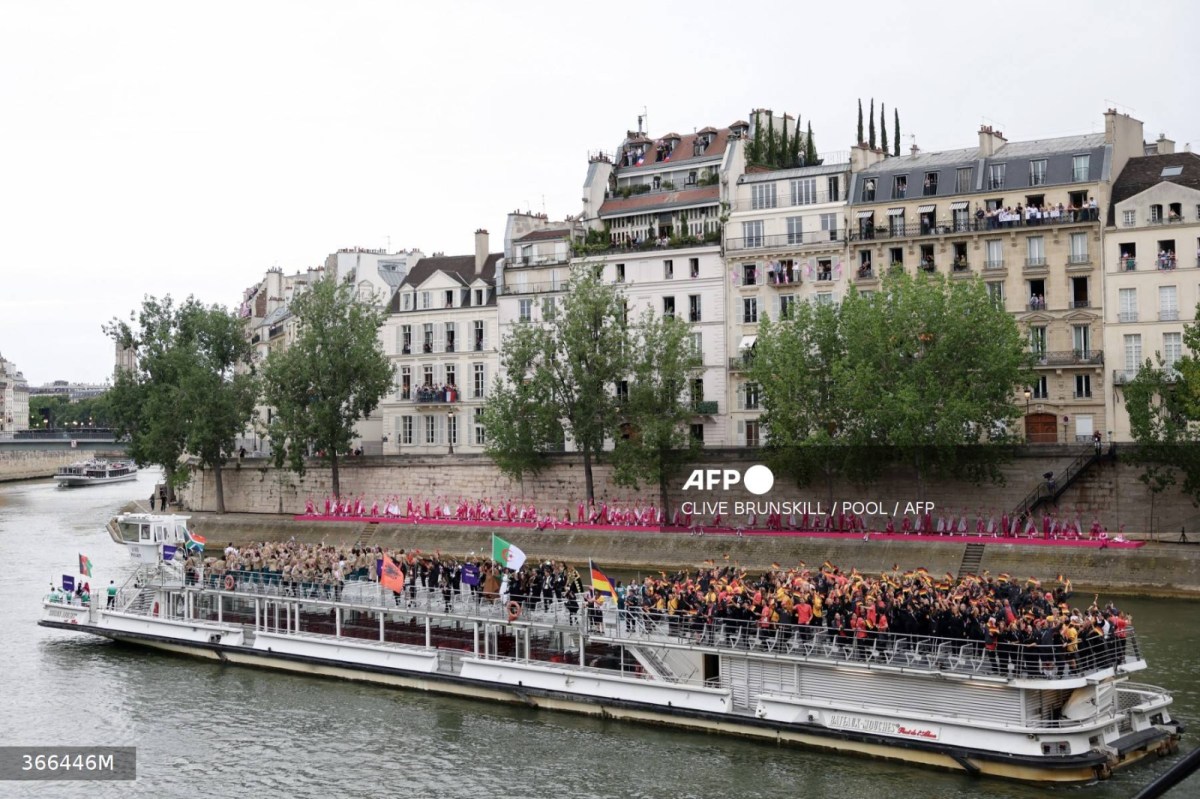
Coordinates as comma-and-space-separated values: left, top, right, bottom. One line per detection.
474, 229, 489, 271
1156, 134, 1176, 155
978, 125, 1006, 157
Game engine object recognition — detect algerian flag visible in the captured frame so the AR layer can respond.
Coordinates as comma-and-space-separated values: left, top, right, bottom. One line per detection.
492, 534, 526, 571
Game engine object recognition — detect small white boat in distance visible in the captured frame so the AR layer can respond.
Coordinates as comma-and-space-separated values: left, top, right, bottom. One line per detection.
54, 459, 138, 487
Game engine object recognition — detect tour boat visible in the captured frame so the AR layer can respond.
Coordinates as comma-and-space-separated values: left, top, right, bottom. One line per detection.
53, 459, 138, 487
39, 513, 1181, 784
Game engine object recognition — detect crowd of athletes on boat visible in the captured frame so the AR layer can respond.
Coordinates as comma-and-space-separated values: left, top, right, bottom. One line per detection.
302, 494, 1127, 541
186, 540, 1134, 677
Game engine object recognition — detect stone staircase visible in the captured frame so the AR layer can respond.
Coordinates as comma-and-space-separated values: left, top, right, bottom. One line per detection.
957, 543, 986, 580
354, 523, 380, 549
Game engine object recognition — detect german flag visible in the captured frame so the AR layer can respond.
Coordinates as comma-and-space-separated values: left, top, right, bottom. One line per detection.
589, 560, 616, 601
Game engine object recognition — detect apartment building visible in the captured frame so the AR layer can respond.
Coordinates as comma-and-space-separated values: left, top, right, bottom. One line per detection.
724, 154, 852, 446
846, 111, 1145, 444
382, 231, 500, 455
575, 120, 747, 445
496, 211, 578, 346
1105, 144, 1200, 440
0, 352, 29, 433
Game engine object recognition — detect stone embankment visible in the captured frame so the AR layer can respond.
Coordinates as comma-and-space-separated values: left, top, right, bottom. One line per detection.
0, 450, 94, 482
183, 511, 1200, 598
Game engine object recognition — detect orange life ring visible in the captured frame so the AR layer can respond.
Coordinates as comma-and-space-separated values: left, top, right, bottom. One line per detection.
224, 575, 235, 591
506, 601, 521, 622
152, 601, 159, 617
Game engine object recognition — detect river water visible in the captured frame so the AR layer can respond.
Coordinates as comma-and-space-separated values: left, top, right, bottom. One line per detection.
1, 472, 1197, 799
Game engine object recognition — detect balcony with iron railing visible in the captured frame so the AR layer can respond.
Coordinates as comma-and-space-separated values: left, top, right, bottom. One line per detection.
501, 280, 568, 296
693, 400, 719, 415
849, 213, 1097, 242
1113, 369, 1137, 385
983, 259, 1005, 271
507, 254, 570, 267
1023, 257, 1048, 272
1069, 300, 1091, 309
572, 234, 721, 258
725, 230, 843, 252
728, 356, 755, 371
1118, 311, 1139, 323
732, 188, 843, 212
413, 386, 461, 404
1066, 253, 1092, 266
1160, 309, 1180, 321
1033, 350, 1104, 367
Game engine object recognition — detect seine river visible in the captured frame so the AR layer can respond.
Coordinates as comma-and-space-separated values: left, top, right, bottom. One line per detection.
1, 472, 1197, 799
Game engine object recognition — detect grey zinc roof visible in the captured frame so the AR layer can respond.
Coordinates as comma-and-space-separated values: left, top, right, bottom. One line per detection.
992, 133, 1106, 159
377, 264, 406, 288
738, 161, 850, 184
257, 306, 292, 329
857, 146, 981, 175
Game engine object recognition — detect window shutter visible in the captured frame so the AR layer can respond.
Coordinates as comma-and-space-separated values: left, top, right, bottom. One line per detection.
737, 385, 745, 410
772, 295, 781, 321
737, 419, 745, 445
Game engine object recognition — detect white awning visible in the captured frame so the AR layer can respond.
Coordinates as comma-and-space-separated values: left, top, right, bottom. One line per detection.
739, 335, 757, 350
856, 210, 873, 219
887, 207, 905, 216
917, 204, 936, 213
950, 201, 969, 211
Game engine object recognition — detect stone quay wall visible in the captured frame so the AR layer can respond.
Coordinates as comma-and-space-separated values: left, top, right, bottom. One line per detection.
179, 446, 1200, 535
0, 449, 108, 482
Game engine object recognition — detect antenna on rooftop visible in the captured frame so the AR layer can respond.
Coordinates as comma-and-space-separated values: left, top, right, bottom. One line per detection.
1104, 99, 1135, 116
637, 106, 648, 135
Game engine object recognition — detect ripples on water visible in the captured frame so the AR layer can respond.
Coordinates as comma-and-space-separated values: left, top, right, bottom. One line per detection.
1, 473, 1197, 798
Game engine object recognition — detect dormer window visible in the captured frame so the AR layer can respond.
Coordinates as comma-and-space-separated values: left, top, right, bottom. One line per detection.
444, 290, 454, 308
862, 179, 876, 202
893, 176, 908, 198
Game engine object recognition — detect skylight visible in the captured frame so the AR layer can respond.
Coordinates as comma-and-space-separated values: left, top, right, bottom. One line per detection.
1161, 166, 1183, 177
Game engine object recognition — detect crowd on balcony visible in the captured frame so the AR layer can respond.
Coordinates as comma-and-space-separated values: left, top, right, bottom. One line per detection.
413, 384, 458, 403
1028, 294, 1047, 310
981, 199, 1098, 230
1157, 249, 1177, 270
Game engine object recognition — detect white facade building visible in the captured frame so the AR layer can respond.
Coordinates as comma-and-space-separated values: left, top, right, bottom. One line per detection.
0, 352, 30, 433
381, 231, 500, 455
1104, 145, 1200, 441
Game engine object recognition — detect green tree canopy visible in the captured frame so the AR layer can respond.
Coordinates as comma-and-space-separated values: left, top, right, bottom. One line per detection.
750, 272, 1030, 497
482, 263, 628, 500
260, 274, 392, 499
1123, 305, 1200, 510
104, 296, 256, 508
610, 309, 702, 512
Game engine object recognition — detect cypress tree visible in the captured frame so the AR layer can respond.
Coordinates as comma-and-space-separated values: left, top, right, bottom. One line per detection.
894, 108, 900, 157
779, 115, 790, 168
805, 122, 817, 165
765, 112, 777, 167
857, 99, 864, 144
790, 114, 802, 167
880, 103, 888, 155
747, 111, 761, 164
868, 98, 876, 149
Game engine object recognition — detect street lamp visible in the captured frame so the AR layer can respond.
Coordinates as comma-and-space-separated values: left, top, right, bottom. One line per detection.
1023, 389, 1031, 442
447, 407, 456, 455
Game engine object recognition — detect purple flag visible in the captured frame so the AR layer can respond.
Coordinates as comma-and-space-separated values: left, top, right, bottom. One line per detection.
162, 544, 177, 562
62, 575, 75, 592
461, 563, 480, 587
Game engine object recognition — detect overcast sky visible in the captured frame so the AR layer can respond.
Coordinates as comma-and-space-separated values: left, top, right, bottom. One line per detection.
2, 0, 1197, 386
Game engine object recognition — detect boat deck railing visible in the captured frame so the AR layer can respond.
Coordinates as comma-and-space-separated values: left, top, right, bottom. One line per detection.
172, 571, 1143, 682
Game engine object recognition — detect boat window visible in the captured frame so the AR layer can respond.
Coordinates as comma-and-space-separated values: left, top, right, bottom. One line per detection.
139, 524, 151, 541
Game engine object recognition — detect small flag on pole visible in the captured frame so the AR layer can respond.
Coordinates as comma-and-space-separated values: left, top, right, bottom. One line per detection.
79, 553, 93, 577
589, 560, 616, 602
492, 534, 526, 571
162, 544, 178, 562
184, 527, 206, 551
379, 553, 405, 594
62, 575, 75, 593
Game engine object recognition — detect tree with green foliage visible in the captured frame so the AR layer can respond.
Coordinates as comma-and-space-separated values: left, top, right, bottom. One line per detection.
764, 113, 777, 166
748, 299, 848, 505
893, 108, 901, 157
105, 296, 192, 502
857, 99, 864, 144
1123, 309, 1200, 514
835, 272, 1030, 496
482, 263, 628, 500
105, 296, 256, 509
789, 114, 802, 168
880, 103, 888, 154
260, 274, 392, 499
779, 114, 790, 168
28, 394, 113, 430
611, 309, 702, 513
746, 111, 762, 164
175, 301, 259, 513
868, 98, 876, 149
804, 122, 818, 166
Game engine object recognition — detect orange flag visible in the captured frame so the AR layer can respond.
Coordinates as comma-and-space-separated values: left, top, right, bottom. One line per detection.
380, 553, 405, 594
